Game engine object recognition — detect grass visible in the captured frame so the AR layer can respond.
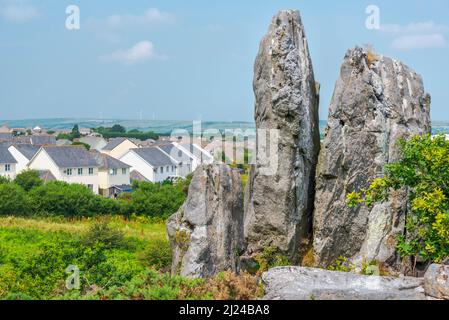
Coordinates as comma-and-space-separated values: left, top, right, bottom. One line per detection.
0, 215, 167, 243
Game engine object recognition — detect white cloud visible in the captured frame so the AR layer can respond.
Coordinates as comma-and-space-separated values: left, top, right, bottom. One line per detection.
380, 21, 449, 51
0, 2, 39, 23
100, 41, 165, 65
391, 34, 447, 51
90, 8, 175, 30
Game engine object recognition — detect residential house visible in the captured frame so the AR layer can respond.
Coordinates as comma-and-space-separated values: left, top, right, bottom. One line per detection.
93, 153, 131, 197
0, 125, 11, 133
0, 147, 17, 179
28, 146, 101, 194
130, 170, 149, 183
8, 144, 40, 173
30, 135, 57, 146
0, 133, 13, 142
56, 139, 72, 146
158, 143, 194, 177
79, 136, 108, 152
120, 147, 178, 183
102, 138, 138, 159
175, 143, 213, 171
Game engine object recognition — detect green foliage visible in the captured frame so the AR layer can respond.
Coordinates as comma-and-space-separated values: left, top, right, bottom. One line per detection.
131, 181, 186, 219
0, 183, 29, 216
138, 239, 172, 271
82, 221, 127, 250
327, 256, 356, 273
56, 133, 71, 141
0, 176, 10, 184
347, 134, 449, 264
254, 247, 291, 274
93, 126, 158, 141
71, 141, 91, 150
71, 124, 81, 139
14, 170, 43, 192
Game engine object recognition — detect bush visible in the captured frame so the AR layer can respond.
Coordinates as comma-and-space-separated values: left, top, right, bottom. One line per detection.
15, 170, 43, 192
253, 247, 291, 275
29, 181, 98, 217
0, 183, 29, 216
348, 134, 449, 265
82, 221, 126, 250
138, 239, 172, 271
131, 181, 186, 218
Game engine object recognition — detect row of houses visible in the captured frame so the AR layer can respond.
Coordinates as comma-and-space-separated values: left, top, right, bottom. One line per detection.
0, 137, 213, 197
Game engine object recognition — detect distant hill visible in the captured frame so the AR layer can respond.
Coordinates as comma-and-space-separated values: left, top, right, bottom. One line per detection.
0, 118, 447, 136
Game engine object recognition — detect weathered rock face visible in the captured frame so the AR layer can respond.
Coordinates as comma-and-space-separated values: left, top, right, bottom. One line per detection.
263, 267, 427, 300
167, 164, 244, 278
243, 10, 320, 263
313, 47, 431, 269
424, 264, 449, 300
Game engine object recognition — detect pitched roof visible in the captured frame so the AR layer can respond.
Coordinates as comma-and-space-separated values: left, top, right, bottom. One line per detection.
130, 170, 149, 182
158, 143, 193, 163
0, 133, 13, 140
79, 136, 107, 151
42, 146, 100, 168
132, 147, 177, 167
38, 170, 56, 182
180, 143, 213, 161
13, 144, 40, 160
93, 153, 131, 170
103, 138, 129, 151
30, 135, 56, 146
0, 147, 17, 164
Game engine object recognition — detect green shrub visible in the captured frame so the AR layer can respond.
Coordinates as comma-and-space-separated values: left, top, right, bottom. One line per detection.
131, 181, 186, 218
348, 134, 449, 265
327, 256, 356, 273
138, 239, 172, 271
15, 170, 43, 192
82, 221, 126, 250
0, 183, 29, 216
254, 247, 291, 274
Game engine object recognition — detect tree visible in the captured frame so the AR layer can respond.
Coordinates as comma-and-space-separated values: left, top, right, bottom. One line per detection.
15, 170, 43, 192
71, 124, 81, 139
111, 124, 126, 133
348, 134, 449, 265
0, 183, 29, 216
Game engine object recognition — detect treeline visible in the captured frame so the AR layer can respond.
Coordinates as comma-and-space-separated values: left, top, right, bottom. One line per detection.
94, 124, 159, 141
0, 170, 190, 219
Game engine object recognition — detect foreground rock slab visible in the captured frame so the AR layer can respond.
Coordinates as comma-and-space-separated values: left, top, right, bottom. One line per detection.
313, 47, 431, 269
424, 264, 449, 300
262, 267, 427, 300
244, 9, 320, 264
167, 164, 244, 278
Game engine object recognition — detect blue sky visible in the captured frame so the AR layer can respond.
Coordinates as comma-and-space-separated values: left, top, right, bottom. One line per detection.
0, 0, 448, 122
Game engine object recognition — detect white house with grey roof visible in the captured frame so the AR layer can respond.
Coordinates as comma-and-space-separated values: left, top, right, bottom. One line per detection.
0, 147, 17, 179
120, 147, 179, 183
28, 146, 101, 194
157, 143, 194, 177
175, 143, 213, 171
8, 144, 40, 174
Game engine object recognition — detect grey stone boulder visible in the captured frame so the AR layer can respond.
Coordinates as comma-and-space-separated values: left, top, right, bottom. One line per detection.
244, 10, 320, 264
424, 264, 449, 300
167, 164, 244, 278
313, 47, 431, 270
262, 267, 427, 300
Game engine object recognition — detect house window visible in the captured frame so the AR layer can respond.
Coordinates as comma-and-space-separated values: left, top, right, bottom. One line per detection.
89, 168, 94, 175
78, 168, 83, 175
67, 169, 72, 176
167, 166, 170, 173
122, 168, 127, 174
5, 164, 11, 172
187, 164, 191, 172
172, 166, 175, 172
87, 184, 93, 191
160, 167, 164, 173
111, 169, 118, 176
